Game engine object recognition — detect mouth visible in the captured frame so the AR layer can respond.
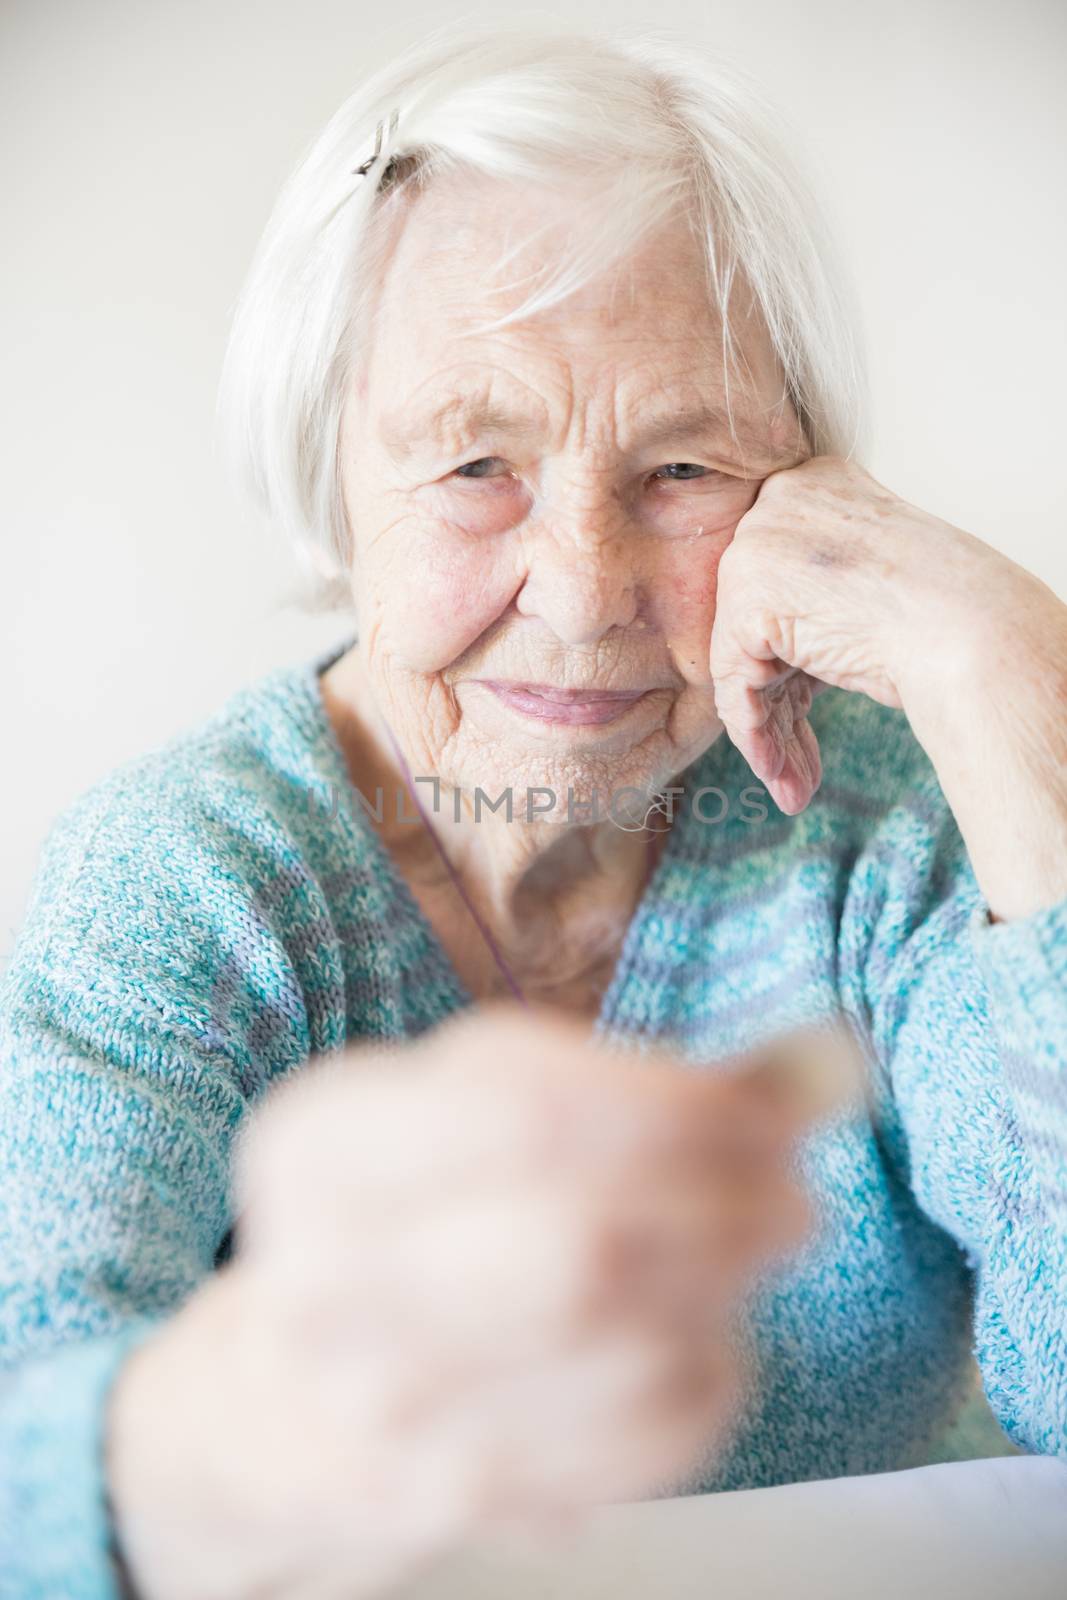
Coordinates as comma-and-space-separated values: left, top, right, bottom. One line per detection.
473, 680, 655, 727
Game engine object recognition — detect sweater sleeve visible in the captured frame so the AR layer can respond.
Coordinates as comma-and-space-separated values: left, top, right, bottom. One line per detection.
835, 709, 1067, 1461
0, 756, 319, 1600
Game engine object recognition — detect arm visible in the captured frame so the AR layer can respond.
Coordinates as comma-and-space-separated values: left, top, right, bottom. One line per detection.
890, 603, 1067, 1453
966, 895, 1067, 1452
832, 711, 1067, 1457
0, 757, 319, 1598
707, 453, 1067, 1452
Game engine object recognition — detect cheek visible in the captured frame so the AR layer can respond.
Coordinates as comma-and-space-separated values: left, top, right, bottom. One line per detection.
360, 516, 517, 675
650, 534, 732, 681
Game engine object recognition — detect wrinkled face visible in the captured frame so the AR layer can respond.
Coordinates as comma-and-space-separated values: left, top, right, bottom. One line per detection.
339, 174, 808, 823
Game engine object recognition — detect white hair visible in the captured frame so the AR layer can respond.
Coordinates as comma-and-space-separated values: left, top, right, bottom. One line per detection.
215, 18, 869, 614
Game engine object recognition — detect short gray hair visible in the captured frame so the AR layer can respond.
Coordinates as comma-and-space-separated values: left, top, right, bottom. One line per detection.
215, 21, 868, 614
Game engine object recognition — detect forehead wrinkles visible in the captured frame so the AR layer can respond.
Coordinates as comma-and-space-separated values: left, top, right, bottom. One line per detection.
367, 207, 789, 454
376, 349, 778, 462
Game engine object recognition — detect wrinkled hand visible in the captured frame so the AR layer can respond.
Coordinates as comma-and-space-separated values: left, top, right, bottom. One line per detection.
106, 1005, 823, 1600
708, 455, 1010, 814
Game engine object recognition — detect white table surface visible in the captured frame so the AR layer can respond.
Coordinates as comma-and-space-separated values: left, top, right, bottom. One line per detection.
394, 1456, 1067, 1600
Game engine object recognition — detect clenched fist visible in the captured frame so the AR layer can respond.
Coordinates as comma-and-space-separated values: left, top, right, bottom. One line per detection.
106, 1002, 817, 1600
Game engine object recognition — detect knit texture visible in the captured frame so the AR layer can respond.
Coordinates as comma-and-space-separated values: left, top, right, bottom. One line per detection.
2, 632, 1063, 1599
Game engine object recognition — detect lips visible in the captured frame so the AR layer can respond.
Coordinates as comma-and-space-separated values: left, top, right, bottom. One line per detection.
475, 680, 654, 727
482, 682, 648, 703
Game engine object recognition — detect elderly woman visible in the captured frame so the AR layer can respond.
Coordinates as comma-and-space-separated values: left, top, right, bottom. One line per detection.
2, 22, 1066, 1600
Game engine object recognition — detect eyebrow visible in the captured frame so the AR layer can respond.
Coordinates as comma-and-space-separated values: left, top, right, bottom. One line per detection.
378, 395, 762, 460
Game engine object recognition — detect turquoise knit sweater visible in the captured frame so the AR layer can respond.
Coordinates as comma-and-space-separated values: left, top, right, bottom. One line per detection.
2, 633, 1064, 1599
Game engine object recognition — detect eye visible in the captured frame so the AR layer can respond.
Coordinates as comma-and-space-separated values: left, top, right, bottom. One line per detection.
448, 458, 729, 485
453, 457, 509, 480
651, 463, 720, 481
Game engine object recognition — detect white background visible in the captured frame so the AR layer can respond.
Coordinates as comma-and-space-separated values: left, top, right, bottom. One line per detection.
2, 0, 1065, 949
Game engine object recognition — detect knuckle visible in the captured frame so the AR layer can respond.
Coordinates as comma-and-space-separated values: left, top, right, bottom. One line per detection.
715, 539, 754, 593
643, 1340, 713, 1410
624, 1334, 728, 1445
566, 1210, 655, 1327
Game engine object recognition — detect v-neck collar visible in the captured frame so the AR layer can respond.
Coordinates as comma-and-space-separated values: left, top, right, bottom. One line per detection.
292, 634, 731, 1042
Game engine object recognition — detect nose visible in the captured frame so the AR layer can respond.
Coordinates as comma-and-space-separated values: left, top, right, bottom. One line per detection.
514, 520, 640, 646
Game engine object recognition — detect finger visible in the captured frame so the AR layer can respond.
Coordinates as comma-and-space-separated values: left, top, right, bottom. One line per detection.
236, 1021, 799, 1246
240, 1144, 806, 1389
263, 1152, 810, 1381
708, 602, 824, 814
713, 643, 825, 806
726, 673, 822, 814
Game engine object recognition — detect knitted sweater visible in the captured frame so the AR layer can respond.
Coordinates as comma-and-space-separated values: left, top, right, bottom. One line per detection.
2, 632, 1064, 1600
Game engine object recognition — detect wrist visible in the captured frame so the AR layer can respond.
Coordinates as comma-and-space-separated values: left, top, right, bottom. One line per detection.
898, 577, 1067, 922
897, 562, 1065, 731
105, 1268, 283, 1600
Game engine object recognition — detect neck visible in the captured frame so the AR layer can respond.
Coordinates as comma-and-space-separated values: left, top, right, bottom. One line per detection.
319, 653, 673, 985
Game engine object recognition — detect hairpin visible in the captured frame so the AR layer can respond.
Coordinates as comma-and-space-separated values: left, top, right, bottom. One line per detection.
352, 108, 401, 177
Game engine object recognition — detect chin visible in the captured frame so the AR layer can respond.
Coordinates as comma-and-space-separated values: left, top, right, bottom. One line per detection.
447, 730, 690, 829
